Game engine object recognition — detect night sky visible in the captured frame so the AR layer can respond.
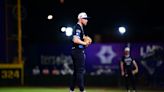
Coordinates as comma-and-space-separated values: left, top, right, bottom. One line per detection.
24, 0, 164, 43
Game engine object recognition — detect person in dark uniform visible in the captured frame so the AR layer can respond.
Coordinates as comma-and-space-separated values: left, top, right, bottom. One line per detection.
69, 12, 92, 92
120, 47, 139, 92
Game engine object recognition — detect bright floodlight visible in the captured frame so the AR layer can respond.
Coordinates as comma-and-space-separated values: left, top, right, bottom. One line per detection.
65, 27, 73, 36
47, 15, 53, 20
119, 27, 126, 34
61, 27, 66, 32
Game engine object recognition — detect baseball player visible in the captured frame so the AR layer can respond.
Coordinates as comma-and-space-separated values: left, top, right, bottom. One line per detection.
69, 12, 92, 92
120, 47, 139, 92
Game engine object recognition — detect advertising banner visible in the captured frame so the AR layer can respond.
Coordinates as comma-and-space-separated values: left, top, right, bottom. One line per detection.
25, 42, 164, 86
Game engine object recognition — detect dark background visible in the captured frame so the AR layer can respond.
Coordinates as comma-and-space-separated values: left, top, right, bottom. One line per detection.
25, 0, 164, 43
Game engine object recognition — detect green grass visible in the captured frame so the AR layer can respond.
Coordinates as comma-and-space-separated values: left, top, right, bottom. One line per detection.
0, 87, 163, 92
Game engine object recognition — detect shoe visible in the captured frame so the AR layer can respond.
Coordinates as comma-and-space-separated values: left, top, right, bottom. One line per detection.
132, 90, 136, 92
80, 91, 86, 92
127, 90, 130, 92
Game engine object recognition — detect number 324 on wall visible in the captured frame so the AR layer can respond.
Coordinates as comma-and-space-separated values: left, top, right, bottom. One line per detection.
0, 70, 20, 79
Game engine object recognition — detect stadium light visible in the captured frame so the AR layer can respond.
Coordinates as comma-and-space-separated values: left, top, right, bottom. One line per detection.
65, 27, 73, 36
47, 14, 53, 20
61, 27, 66, 32
118, 26, 126, 35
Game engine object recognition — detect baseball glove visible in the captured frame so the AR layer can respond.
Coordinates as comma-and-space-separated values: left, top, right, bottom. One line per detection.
83, 36, 92, 44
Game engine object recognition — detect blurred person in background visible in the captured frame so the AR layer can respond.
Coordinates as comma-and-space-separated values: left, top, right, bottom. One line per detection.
120, 47, 139, 92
